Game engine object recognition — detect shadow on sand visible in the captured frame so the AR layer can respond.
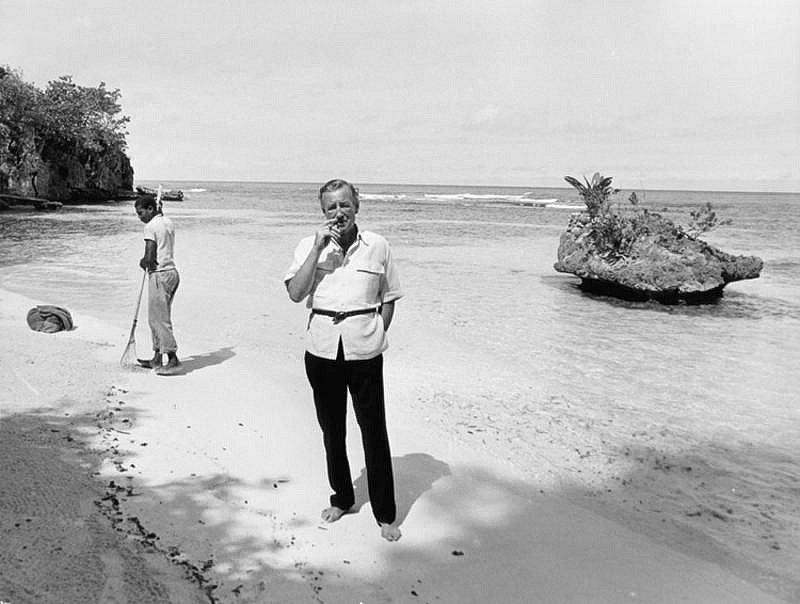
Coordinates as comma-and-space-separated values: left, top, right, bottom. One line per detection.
179, 346, 236, 374
0, 411, 209, 603
352, 452, 452, 525
3, 405, 797, 603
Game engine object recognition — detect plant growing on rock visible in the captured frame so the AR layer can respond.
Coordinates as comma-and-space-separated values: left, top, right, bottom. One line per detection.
685, 202, 732, 237
563, 173, 731, 261
555, 174, 758, 303
564, 173, 649, 260
564, 172, 619, 218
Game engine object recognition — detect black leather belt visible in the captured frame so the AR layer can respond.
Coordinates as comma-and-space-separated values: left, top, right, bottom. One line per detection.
312, 307, 377, 324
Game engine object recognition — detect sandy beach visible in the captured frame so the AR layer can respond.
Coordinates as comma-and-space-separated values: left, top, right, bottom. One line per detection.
1, 205, 795, 604
2, 0, 799, 599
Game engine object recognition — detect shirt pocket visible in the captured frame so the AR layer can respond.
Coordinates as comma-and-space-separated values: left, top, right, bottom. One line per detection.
354, 263, 385, 277
353, 262, 385, 299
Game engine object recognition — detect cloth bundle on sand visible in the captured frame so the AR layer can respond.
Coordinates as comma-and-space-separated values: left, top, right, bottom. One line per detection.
26, 305, 74, 332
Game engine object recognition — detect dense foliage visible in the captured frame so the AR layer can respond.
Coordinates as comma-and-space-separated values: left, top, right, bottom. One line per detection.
0, 65, 130, 195
564, 173, 731, 260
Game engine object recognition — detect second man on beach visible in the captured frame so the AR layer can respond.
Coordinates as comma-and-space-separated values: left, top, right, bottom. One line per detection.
135, 195, 181, 376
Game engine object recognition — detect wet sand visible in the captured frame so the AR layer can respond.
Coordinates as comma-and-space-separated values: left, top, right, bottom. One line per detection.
0, 300, 209, 603
0, 414, 210, 603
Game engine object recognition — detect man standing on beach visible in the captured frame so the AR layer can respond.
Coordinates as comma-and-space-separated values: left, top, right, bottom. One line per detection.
134, 195, 181, 375
285, 179, 403, 541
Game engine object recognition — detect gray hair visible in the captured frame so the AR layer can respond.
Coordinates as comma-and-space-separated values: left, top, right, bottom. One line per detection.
318, 179, 359, 201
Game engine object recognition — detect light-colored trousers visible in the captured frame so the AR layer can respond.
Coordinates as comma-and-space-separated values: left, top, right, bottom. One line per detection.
148, 268, 180, 354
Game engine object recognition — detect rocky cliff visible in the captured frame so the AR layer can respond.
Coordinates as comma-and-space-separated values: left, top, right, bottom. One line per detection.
0, 67, 134, 203
6, 146, 135, 203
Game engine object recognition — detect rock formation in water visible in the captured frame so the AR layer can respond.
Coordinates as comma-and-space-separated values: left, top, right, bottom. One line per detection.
553, 174, 763, 303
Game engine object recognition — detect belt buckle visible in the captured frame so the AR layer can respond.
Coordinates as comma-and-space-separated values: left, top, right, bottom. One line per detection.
332, 311, 347, 324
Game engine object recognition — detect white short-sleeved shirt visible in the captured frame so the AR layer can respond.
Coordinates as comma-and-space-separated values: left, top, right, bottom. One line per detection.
143, 215, 176, 272
285, 230, 403, 360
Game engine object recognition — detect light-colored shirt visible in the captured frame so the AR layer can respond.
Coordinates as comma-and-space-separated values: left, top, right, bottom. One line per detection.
285, 230, 403, 360
143, 215, 176, 272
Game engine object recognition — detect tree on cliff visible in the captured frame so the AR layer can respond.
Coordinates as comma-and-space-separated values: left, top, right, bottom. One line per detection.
0, 66, 44, 193
37, 75, 130, 182
0, 66, 132, 199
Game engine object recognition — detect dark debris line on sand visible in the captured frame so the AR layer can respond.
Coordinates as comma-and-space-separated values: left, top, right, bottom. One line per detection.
0, 403, 213, 604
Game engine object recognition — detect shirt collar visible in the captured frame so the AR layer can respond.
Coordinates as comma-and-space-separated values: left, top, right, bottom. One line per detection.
329, 227, 367, 255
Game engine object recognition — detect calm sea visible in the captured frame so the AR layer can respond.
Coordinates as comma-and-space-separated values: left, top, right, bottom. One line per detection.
2, 181, 799, 591
2, 180, 797, 327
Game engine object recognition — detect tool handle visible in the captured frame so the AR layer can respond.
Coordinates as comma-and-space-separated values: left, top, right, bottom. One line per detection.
127, 270, 147, 338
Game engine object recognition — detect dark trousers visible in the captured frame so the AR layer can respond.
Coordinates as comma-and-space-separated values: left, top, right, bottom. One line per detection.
304, 343, 397, 525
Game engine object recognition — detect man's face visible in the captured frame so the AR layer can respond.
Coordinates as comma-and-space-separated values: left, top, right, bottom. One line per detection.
136, 205, 156, 223
320, 187, 359, 234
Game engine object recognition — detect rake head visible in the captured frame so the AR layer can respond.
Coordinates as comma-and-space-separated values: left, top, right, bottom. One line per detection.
121, 270, 148, 370
120, 336, 141, 369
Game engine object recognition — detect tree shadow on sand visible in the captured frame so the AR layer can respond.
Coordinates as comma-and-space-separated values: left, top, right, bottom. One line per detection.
179, 346, 236, 374
0, 410, 210, 603
352, 452, 452, 525
556, 440, 800, 603
6, 403, 796, 603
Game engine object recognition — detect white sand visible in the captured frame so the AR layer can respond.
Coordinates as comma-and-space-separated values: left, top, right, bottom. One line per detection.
0, 282, 789, 604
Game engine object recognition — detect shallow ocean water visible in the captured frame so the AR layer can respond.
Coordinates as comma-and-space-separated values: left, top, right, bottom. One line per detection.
2, 181, 799, 594
2, 181, 798, 444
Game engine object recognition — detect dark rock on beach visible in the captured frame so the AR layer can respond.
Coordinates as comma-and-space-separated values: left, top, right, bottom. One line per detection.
0, 193, 63, 211
554, 210, 763, 303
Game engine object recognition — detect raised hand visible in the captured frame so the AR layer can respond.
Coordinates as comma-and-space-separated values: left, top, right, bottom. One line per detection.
314, 218, 340, 250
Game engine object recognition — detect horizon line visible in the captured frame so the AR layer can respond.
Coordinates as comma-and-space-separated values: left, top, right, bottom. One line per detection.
134, 178, 800, 196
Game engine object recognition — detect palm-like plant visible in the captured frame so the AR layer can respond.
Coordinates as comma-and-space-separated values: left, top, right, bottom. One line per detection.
564, 172, 619, 217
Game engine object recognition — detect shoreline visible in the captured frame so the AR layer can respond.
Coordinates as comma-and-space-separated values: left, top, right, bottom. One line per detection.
1, 286, 793, 603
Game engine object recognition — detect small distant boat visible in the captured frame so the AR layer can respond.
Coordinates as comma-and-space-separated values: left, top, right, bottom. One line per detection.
136, 186, 184, 201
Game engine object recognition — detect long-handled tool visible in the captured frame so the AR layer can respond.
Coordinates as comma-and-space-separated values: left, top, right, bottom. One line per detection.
120, 270, 147, 369
156, 184, 163, 214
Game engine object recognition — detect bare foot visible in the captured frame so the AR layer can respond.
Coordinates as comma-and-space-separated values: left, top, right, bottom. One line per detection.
320, 506, 353, 523
380, 523, 401, 542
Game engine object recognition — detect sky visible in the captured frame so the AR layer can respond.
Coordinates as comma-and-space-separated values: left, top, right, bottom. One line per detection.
1, 0, 798, 191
